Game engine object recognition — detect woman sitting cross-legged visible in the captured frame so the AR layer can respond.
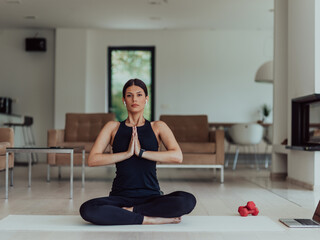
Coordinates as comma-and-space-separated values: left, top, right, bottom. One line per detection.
79, 78, 196, 225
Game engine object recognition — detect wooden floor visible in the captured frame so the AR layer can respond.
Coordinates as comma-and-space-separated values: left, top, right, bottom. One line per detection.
1, 162, 320, 240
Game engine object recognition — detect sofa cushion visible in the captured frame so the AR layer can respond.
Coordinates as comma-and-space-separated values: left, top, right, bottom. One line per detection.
0, 142, 10, 155
0, 142, 14, 170
48, 141, 112, 166
0, 155, 14, 169
157, 153, 217, 165
160, 115, 209, 142
57, 141, 112, 153
0, 128, 14, 145
179, 142, 216, 153
57, 142, 94, 152
65, 113, 115, 142
56, 153, 90, 166
160, 142, 215, 153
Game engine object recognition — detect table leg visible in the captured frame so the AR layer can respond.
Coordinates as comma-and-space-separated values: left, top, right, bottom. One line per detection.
5, 152, 9, 199
58, 166, 62, 179
220, 166, 224, 183
10, 168, 13, 186
82, 149, 85, 188
47, 164, 50, 182
70, 150, 73, 199
28, 153, 32, 187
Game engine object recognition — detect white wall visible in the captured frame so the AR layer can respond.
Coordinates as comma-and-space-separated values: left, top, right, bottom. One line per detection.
272, 0, 288, 176
287, 0, 319, 188
316, 0, 320, 94
273, 0, 320, 189
55, 29, 87, 128
85, 31, 108, 113
0, 29, 55, 147
55, 28, 273, 128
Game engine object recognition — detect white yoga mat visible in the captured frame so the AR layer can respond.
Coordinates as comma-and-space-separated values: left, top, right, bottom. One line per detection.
0, 215, 284, 232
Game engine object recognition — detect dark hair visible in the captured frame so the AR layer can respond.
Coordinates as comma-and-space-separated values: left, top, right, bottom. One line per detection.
122, 78, 148, 97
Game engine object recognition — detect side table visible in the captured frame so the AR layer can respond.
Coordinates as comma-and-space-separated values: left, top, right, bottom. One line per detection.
5, 147, 85, 199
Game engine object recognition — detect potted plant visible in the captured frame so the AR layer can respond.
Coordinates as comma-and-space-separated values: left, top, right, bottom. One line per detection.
262, 104, 271, 122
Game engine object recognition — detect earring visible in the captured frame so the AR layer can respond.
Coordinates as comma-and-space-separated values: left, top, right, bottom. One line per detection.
146, 100, 148, 104
124, 101, 126, 106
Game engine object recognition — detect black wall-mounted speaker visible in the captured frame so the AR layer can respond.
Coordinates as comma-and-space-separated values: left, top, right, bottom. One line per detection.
25, 38, 46, 52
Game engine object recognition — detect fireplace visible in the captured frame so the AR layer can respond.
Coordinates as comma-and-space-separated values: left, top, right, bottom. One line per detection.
291, 94, 320, 150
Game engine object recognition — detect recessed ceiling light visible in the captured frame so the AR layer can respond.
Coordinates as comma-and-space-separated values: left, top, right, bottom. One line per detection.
5, 0, 21, 4
24, 16, 37, 20
150, 16, 162, 21
148, 0, 167, 5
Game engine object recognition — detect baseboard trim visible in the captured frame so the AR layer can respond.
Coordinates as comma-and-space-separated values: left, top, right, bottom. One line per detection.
286, 177, 314, 190
270, 172, 287, 180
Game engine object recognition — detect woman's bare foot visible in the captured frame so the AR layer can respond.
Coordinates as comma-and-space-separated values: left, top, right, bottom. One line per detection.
143, 216, 181, 225
122, 206, 133, 212
121, 207, 182, 225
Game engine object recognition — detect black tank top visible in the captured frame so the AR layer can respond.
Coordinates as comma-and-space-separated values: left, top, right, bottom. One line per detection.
110, 120, 161, 197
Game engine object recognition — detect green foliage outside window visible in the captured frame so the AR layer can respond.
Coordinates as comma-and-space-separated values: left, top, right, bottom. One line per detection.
110, 50, 152, 121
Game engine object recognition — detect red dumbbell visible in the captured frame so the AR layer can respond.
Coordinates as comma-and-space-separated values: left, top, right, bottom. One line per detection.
238, 201, 259, 217
245, 201, 256, 210
238, 206, 259, 216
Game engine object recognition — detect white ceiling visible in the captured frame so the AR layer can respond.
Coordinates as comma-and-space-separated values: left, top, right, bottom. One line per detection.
0, 0, 274, 30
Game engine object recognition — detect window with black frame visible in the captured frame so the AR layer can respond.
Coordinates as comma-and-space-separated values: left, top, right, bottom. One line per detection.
108, 46, 155, 121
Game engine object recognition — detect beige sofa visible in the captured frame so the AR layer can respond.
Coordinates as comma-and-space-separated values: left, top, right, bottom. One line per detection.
0, 128, 14, 185
159, 115, 225, 182
47, 113, 115, 182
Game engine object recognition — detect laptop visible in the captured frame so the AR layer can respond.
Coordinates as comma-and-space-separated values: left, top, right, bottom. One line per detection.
279, 201, 320, 228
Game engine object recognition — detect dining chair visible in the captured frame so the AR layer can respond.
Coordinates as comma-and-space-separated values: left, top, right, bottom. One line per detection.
227, 123, 264, 170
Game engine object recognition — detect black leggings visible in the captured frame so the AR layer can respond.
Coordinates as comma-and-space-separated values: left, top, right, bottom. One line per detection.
79, 191, 196, 225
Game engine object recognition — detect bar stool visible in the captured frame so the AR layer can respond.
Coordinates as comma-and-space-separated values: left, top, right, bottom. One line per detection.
4, 116, 38, 163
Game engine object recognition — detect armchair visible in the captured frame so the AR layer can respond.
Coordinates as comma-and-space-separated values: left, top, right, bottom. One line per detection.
0, 128, 14, 185
159, 115, 225, 183
47, 113, 115, 181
